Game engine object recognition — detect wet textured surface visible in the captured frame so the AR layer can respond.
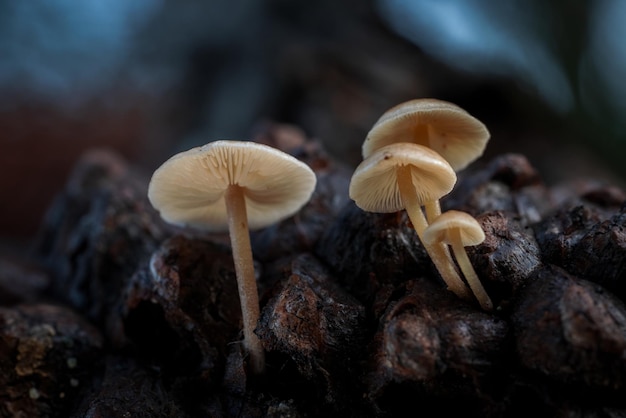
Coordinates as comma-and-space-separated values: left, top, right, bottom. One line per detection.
3, 131, 626, 417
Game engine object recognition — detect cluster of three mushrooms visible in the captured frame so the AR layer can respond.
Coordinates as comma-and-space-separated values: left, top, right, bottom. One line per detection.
148, 140, 317, 374
349, 99, 492, 310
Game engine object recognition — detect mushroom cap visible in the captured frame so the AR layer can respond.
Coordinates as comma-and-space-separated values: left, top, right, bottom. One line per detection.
362, 98, 490, 171
349, 142, 456, 213
148, 140, 317, 232
422, 210, 486, 246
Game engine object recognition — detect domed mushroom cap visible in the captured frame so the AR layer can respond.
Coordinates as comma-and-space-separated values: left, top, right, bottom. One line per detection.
349, 142, 456, 213
423, 210, 485, 246
148, 140, 317, 232
362, 98, 490, 171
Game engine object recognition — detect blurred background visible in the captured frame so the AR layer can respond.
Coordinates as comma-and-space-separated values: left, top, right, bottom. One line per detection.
1, 0, 625, 246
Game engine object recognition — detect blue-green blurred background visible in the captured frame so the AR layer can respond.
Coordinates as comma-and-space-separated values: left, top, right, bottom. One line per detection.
1, 0, 625, 242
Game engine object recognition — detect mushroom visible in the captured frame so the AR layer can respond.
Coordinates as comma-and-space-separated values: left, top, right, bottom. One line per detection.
423, 210, 492, 311
362, 98, 490, 222
148, 140, 317, 374
349, 142, 471, 300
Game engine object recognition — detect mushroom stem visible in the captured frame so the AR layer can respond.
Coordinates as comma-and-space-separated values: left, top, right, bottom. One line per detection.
396, 166, 471, 300
419, 126, 443, 224
449, 228, 493, 311
225, 185, 265, 374
424, 201, 441, 223
412, 122, 429, 145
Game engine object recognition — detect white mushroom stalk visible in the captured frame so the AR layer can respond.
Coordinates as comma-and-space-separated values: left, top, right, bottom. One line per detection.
148, 140, 317, 374
448, 227, 492, 311
225, 185, 264, 373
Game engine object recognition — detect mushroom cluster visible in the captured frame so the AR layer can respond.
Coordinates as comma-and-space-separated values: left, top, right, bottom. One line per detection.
349, 98, 493, 310
148, 140, 317, 373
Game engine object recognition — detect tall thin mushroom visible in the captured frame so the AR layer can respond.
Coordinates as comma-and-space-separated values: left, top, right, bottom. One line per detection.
362, 98, 490, 222
148, 140, 317, 374
349, 142, 471, 300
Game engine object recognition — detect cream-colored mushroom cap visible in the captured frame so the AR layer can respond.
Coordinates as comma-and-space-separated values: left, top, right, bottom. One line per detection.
362, 98, 490, 171
148, 140, 317, 232
422, 210, 485, 246
349, 142, 456, 213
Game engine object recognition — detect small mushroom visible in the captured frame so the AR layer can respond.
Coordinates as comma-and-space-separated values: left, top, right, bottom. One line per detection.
148, 140, 317, 373
363, 98, 490, 170
349, 142, 471, 300
362, 98, 491, 221
423, 210, 492, 311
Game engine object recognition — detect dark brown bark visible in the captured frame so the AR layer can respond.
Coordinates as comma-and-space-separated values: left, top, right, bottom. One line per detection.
2, 128, 626, 417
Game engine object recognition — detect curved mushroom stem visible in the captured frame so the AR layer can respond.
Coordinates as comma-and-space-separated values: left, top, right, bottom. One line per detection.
396, 166, 472, 300
225, 185, 265, 374
449, 228, 493, 311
